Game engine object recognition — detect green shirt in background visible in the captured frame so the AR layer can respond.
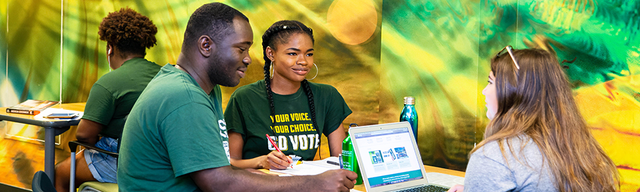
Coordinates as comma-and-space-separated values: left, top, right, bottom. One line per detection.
118, 64, 230, 192
82, 57, 161, 139
225, 79, 352, 160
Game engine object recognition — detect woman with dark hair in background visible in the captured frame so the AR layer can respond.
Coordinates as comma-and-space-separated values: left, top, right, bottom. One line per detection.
224, 20, 351, 169
54, 8, 160, 192
448, 47, 619, 192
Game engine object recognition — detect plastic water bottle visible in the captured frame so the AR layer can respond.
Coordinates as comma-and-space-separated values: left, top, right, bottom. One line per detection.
341, 135, 363, 185
400, 96, 418, 142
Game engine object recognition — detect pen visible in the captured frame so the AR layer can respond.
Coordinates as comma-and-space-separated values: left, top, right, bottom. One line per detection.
265, 134, 293, 168
327, 160, 340, 166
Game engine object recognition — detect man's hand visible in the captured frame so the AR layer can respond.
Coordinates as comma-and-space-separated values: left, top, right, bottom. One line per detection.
264, 151, 292, 170
311, 169, 358, 192
447, 184, 464, 192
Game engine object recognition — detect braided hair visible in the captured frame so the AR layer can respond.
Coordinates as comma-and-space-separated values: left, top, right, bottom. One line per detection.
261, 20, 320, 150
98, 7, 157, 56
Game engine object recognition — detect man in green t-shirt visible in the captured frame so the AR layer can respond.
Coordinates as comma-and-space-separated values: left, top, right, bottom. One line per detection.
117, 3, 357, 191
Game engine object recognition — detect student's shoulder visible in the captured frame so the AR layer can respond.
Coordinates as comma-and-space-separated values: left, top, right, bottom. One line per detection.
231, 80, 266, 97
131, 59, 162, 73
121, 58, 160, 68
473, 140, 502, 157
145, 72, 206, 100
92, 70, 129, 91
307, 81, 339, 92
95, 59, 160, 82
137, 81, 210, 116
472, 135, 534, 162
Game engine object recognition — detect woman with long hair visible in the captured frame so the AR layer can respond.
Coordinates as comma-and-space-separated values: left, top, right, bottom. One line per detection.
54, 8, 160, 192
224, 20, 351, 169
448, 47, 619, 192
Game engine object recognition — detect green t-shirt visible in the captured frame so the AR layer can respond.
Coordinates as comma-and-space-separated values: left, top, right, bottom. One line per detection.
224, 79, 351, 160
118, 64, 230, 192
82, 58, 161, 139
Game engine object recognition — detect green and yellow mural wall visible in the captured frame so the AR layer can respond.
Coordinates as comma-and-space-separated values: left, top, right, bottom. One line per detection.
0, 0, 638, 191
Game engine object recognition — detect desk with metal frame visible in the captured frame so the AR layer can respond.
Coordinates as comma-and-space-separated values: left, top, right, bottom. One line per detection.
0, 103, 85, 184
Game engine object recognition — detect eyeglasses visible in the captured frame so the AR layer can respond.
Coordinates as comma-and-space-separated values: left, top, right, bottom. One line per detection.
496, 45, 520, 70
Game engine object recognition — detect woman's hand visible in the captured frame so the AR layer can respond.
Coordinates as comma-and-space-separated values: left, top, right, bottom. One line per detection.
260, 151, 292, 170
447, 184, 464, 192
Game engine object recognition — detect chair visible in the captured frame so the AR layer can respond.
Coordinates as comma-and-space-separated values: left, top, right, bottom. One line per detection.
68, 116, 125, 192
69, 141, 119, 192
32, 170, 57, 192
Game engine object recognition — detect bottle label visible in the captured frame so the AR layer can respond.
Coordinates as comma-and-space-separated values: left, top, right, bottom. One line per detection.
342, 150, 354, 170
342, 149, 363, 185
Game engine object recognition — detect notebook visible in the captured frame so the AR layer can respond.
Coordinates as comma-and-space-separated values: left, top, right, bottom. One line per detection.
349, 122, 449, 192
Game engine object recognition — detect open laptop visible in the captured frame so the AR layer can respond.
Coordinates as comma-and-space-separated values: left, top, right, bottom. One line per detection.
349, 122, 450, 192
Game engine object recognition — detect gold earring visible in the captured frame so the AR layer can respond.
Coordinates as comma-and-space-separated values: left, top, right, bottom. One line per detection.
306, 63, 319, 80
270, 61, 274, 79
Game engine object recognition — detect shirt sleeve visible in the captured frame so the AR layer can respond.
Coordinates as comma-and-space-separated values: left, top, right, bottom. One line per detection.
224, 93, 246, 137
463, 146, 517, 192
161, 103, 230, 177
322, 86, 352, 136
82, 84, 115, 126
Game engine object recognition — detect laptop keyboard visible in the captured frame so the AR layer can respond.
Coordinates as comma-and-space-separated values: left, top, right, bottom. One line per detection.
398, 185, 449, 192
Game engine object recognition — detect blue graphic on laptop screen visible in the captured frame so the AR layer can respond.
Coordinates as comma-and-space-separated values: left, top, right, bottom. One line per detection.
368, 169, 424, 187
367, 146, 420, 187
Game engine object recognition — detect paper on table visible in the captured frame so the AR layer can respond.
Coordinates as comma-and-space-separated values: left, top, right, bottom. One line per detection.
301, 156, 340, 169
269, 157, 364, 192
34, 108, 83, 121
269, 157, 341, 176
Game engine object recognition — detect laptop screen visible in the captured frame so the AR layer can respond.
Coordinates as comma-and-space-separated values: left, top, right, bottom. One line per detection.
353, 126, 424, 188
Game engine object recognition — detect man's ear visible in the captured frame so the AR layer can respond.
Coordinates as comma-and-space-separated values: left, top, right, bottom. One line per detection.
198, 35, 215, 57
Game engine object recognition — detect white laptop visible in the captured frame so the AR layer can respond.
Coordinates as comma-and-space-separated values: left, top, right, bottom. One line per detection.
349, 122, 450, 192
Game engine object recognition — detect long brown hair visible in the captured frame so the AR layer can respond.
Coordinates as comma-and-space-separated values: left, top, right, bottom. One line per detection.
473, 48, 619, 192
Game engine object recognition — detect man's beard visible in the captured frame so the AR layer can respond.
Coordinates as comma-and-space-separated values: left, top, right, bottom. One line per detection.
207, 54, 240, 87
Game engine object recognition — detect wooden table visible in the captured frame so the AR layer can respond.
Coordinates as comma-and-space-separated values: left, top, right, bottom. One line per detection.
261, 163, 464, 191
421, 165, 465, 177
353, 165, 465, 191
0, 103, 85, 184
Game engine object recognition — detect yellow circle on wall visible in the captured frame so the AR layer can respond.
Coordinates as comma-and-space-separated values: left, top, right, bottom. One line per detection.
327, 0, 378, 45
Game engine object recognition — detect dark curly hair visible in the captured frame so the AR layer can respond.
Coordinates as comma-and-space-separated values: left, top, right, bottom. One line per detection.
98, 7, 157, 56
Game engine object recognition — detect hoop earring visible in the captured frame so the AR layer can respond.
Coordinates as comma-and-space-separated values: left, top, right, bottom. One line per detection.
270, 61, 274, 79
306, 63, 318, 80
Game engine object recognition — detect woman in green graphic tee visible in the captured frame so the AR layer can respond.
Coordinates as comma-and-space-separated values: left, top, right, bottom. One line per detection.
224, 20, 352, 170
